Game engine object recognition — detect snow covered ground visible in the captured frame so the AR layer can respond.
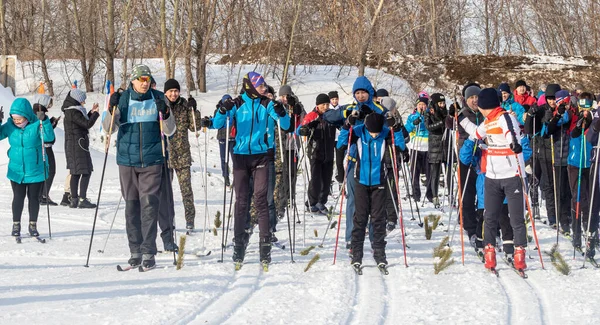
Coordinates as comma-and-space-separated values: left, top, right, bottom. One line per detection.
0, 60, 599, 324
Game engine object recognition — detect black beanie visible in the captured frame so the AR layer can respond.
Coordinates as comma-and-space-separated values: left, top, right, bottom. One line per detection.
316, 93, 330, 106
515, 80, 527, 88
376, 89, 389, 98
328, 91, 339, 99
545, 84, 561, 98
498, 83, 511, 94
478, 88, 500, 109
416, 97, 429, 106
164, 79, 180, 92
364, 113, 384, 133
430, 93, 445, 105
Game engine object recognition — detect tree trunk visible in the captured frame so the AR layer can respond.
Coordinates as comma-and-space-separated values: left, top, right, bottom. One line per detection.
357, 0, 385, 76
39, 0, 53, 96
160, 0, 172, 79
106, 0, 115, 84
0, 0, 6, 56
184, 0, 195, 92
120, 0, 134, 90
430, 0, 437, 56
281, 0, 303, 85
168, 0, 180, 79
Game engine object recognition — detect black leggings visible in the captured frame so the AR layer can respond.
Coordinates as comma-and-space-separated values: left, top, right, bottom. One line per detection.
70, 174, 91, 199
11, 181, 44, 223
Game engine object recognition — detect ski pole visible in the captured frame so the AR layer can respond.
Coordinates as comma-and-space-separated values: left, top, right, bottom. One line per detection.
550, 135, 561, 245
159, 111, 177, 266
84, 104, 117, 267
333, 126, 353, 265
190, 100, 206, 188
223, 180, 235, 249
318, 184, 343, 247
278, 120, 294, 262
574, 117, 586, 259
219, 116, 231, 262
504, 113, 544, 269
198, 124, 211, 256
400, 159, 416, 223
98, 196, 122, 253
39, 120, 51, 238
453, 107, 465, 265
299, 135, 310, 248
583, 135, 600, 268
389, 130, 408, 267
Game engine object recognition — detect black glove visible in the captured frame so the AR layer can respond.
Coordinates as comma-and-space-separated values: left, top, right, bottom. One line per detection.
293, 103, 303, 115
299, 126, 311, 136
510, 142, 522, 154
109, 91, 121, 113
402, 149, 410, 163
187, 96, 197, 110
286, 94, 297, 108
347, 110, 359, 126
448, 103, 459, 116
307, 119, 320, 129
36, 111, 47, 121
557, 104, 567, 116
273, 101, 286, 117
0, 108, 4, 122
386, 113, 396, 128
219, 98, 235, 114
528, 105, 540, 116
576, 111, 592, 130
156, 99, 169, 118
412, 117, 422, 125
200, 116, 212, 128
360, 104, 372, 116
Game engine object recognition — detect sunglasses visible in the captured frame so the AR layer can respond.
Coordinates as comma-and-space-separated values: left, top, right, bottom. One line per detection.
137, 76, 151, 83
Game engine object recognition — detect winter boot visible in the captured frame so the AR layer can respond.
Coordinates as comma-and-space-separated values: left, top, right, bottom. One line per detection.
225, 175, 231, 187
40, 196, 58, 206
11, 222, 20, 237
504, 253, 514, 266
386, 221, 396, 234
60, 192, 70, 206
469, 234, 477, 248
163, 241, 179, 252
514, 246, 527, 270
232, 245, 245, 263
484, 244, 497, 269
270, 232, 278, 243
373, 248, 388, 266
142, 254, 156, 268
350, 243, 363, 265
185, 221, 194, 231
69, 196, 79, 208
28, 222, 39, 237
128, 254, 142, 267
259, 238, 272, 264
78, 198, 97, 209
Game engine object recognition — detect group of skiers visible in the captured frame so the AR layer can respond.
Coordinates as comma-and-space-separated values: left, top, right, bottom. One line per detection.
3, 63, 599, 272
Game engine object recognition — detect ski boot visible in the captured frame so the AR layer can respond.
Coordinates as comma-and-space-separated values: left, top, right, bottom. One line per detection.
484, 244, 497, 270
514, 246, 527, 270
60, 192, 71, 206
260, 238, 271, 271
69, 196, 79, 208
270, 232, 278, 243
40, 196, 58, 206
373, 249, 389, 275
11, 222, 20, 237
78, 198, 97, 209
128, 254, 142, 267
163, 241, 179, 252
351, 251, 363, 275
142, 255, 156, 269
185, 222, 194, 232
28, 222, 39, 237
233, 244, 245, 270
503, 253, 514, 267
224, 175, 231, 187
475, 238, 485, 263
469, 234, 477, 248
433, 197, 440, 209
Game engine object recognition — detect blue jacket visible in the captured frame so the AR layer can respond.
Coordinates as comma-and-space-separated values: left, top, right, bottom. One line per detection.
338, 124, 405, 186
213, 92, 290, 155
0, 98, 55, 184
115, 85, 166, 167
501, 96, 525, 125
568, 131, 593, 168
460, 137, 531, 209
405, 111, 428, 151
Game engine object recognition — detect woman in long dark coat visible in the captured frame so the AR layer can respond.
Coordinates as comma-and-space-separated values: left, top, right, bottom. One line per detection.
62, 89, 99, 208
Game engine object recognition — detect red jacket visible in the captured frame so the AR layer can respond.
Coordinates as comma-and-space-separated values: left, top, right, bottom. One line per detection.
513, 90, 536, 107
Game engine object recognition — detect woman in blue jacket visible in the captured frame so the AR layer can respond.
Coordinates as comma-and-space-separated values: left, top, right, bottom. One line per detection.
2, 98, 55, 238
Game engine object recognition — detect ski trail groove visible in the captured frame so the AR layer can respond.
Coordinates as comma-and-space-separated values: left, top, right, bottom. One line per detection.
349, 265, 387, 325
522, 274, 550, 324
498, 267, 546, 325
378, 269, 389, 325
184, 265, 264, 324
173, 267, 242, 324
343, 266, 360, 325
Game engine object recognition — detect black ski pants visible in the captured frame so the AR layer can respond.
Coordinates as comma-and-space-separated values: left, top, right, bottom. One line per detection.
351, 182, 387, 260
459, 162, 478, 237
308, 158, 334, 206
483, 176, 527, 248
11, 181, 43, 223
234, 154, 270, 243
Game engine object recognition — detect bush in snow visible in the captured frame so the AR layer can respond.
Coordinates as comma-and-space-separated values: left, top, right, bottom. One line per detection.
424, 215, 432, 240
433, 236, 454, 274
300, 245, 316, 256
304, 254, 320, 272
176, 235, 187, 270
544, 243, 570, 276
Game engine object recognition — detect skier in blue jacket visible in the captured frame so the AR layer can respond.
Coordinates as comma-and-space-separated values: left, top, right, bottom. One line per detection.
3, 98, 55, 238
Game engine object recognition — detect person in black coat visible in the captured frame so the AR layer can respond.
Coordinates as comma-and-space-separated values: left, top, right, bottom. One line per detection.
424, 93, 448, 208
61, 89, 100, 208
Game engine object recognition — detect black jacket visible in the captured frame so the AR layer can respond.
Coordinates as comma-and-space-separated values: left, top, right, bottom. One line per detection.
63, 102, 99, 174
424, 106, 448, 163
303, 108, 337, 162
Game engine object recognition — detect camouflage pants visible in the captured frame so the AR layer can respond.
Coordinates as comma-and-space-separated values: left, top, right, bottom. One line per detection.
275, 150, 299, 215
174, 167, 196, 224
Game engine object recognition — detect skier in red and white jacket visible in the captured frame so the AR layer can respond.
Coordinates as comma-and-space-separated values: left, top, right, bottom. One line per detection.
457, 88, 529, 272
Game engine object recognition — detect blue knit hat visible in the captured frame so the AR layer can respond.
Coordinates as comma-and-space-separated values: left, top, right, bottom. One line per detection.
478, 88, 500, 110
70, 89, 87, 104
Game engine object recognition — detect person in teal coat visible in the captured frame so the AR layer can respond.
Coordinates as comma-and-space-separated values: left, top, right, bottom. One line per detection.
1, 98, 55, 238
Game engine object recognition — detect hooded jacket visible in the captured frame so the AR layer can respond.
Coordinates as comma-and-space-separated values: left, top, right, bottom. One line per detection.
63, 94, 99, 174
0, 98, 55, 183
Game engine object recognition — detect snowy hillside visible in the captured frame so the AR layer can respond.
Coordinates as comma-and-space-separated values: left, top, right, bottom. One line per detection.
0, 60, 599, 324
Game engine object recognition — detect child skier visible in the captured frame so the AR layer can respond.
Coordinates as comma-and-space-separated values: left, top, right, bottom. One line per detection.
338, 112, 405, 272
405, 95, 431, 203
424, 93, 448, 207
458, 88, 529, 273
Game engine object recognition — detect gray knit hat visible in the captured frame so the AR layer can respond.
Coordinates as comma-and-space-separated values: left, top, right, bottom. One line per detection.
130, 64, 152, 81
380, 97, 397, 111
464, 86, 481, 100
278, 85, 293, 97
70, 89, 87, 104
34, 94, 52, 108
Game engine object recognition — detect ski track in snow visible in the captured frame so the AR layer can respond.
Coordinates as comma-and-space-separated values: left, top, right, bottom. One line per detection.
347, 263, 390, 325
